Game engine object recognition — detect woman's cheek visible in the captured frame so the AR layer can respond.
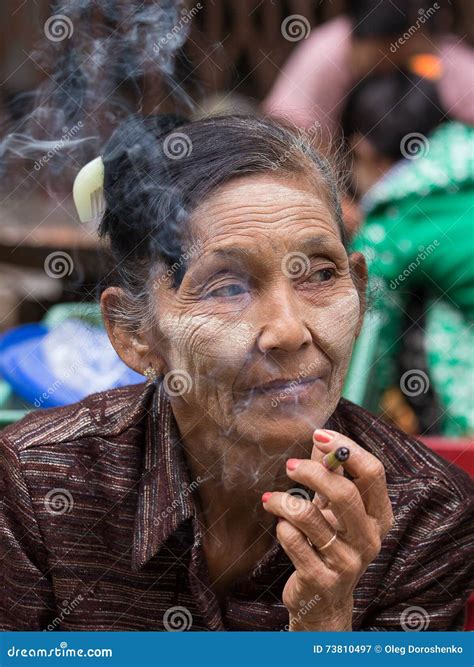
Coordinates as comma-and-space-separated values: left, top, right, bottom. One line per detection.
312, 289, 361, 364
158, 311, 255, 375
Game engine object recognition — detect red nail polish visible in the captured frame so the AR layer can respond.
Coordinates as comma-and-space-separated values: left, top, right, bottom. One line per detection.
313, 429, 332, 443
286, 458, 301, 471
261, 492, 272, 503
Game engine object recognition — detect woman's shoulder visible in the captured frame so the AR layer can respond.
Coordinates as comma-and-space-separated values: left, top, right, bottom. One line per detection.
0, 381, 152, 459
334, 397, 474, 503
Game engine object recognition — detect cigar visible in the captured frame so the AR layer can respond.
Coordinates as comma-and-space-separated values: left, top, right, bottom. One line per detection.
322, 446, 350, 471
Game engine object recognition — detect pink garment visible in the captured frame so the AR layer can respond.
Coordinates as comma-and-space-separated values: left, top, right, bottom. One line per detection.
263, 17, 474, 131
263, 17, 354, 135
438, 35, 474, 126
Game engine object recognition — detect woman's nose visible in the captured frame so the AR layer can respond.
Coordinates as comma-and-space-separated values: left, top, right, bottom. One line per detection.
256, 284, 312, 354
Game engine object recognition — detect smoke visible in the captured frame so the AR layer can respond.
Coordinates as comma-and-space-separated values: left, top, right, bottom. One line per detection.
0, 0, 196, 196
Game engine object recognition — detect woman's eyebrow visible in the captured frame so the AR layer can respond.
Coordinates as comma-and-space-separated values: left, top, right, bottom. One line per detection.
204, 236, 338, 262
298, 235, 340, 254
189, 235, 340, 275
184, 246, 253, 282
209, 247, 255, 262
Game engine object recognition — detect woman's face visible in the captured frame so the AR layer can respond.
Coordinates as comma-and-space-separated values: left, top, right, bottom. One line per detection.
146, 173, 366, 449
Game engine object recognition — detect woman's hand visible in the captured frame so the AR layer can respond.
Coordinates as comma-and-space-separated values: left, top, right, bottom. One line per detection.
262, 429, 394, 631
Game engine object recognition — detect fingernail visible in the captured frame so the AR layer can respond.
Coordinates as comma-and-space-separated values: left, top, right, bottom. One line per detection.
261, 492, 273, 503
286, 458, 301, 471
313, 429, 333, 443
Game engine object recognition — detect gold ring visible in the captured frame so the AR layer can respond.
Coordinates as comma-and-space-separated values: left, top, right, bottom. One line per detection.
319, 531, 338, 551
307, 531, 337, 551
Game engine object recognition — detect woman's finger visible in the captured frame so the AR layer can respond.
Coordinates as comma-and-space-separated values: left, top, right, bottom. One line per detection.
310, 441, 344, 510
312, 429, 394, 536
274, 517, 326, 575
263, 491, 342, 559
284, 457, 376, 550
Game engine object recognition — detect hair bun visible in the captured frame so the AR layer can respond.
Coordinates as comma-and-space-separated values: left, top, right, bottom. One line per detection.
103, 113, 188, 167
99, 113, 189, 258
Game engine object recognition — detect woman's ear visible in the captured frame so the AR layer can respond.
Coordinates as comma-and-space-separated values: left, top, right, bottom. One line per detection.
100, 287, 166, 376
348, 251, 368, 337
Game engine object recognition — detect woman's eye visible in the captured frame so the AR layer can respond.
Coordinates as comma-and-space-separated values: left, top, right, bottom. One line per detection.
208, 283, 248, 298
307, 268, 336, 284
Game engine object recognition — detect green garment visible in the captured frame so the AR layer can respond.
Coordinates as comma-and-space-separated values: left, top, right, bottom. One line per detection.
351, 122, 474, 435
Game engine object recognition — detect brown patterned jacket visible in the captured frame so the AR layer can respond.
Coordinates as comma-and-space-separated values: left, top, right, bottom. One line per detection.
1, 379, 473, 631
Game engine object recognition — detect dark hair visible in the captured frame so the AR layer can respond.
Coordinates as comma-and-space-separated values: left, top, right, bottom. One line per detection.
342, 71, 446, 160
99, 113, 346, 331
348, 0, 447, 38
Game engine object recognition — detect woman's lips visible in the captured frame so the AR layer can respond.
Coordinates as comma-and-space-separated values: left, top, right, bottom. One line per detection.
240, 376, 323, 404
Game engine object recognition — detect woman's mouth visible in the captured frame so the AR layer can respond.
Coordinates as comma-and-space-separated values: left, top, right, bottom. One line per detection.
238, 376, 323, 405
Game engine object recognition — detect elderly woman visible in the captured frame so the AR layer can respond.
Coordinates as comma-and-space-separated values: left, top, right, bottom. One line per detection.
0, 115, 472, 632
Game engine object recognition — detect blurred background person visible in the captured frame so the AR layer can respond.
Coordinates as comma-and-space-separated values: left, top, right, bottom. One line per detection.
263, 0, 474, 141
343, 66, 473, 437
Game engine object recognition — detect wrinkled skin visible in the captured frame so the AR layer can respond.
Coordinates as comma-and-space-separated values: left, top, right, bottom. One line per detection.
150, 174, 363, 446
102, 172, 394, 630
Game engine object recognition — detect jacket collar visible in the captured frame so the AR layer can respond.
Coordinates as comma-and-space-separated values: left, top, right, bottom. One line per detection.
131, 378, 196, 571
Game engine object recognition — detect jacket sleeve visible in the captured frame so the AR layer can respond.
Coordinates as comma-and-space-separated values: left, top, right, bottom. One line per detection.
361, 473, 474, 631
0, 432, 56, 630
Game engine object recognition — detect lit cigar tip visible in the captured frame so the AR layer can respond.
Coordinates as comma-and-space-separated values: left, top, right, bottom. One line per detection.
335, 446, 350, 462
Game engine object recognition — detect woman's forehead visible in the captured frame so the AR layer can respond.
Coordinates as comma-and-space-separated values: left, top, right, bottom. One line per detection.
188, 173, 340, 249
